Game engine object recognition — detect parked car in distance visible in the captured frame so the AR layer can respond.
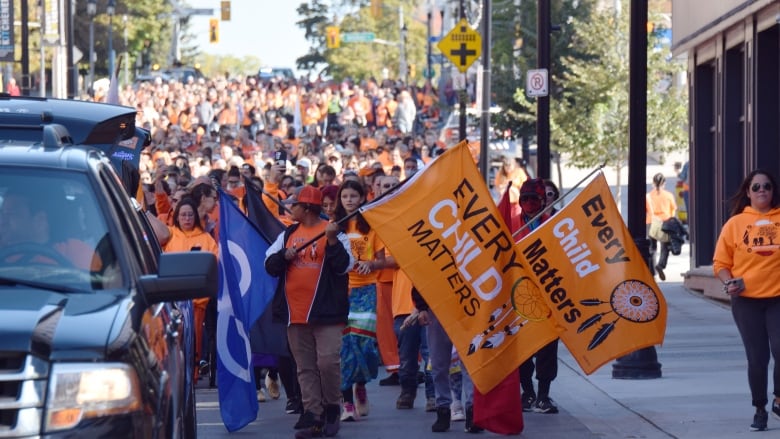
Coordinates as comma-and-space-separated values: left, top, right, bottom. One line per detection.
0, 103, 217, 438
163, 66, 206, 83
257, 67, 295, 83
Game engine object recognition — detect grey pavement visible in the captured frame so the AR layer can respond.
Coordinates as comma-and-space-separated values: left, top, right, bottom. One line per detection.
196, 241, 776, 438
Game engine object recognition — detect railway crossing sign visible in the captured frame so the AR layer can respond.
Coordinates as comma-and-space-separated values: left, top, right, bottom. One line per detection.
437, 18, 481, 73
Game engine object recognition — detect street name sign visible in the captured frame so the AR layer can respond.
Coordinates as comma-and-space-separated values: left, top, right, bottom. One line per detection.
342, 32, 376, 43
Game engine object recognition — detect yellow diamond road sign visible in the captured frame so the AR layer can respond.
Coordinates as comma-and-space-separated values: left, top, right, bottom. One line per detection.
437, 18, 482, 73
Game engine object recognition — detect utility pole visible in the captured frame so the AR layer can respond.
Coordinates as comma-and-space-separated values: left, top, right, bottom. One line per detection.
458, 0, 466, 143
536, 0, 550, 179
21, 0, 29, 95
612, 0, 662, 380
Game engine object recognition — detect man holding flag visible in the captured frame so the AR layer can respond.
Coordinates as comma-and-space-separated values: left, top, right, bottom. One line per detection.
265, 185, 354, 439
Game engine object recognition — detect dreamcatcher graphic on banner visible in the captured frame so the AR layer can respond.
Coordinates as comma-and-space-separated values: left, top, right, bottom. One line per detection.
578, 279, 661, 350
467, 277, 552, 355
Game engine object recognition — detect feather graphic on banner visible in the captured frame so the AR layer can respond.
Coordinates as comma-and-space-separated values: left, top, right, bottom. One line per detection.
588, 319, 618, 350
577, 313, 607, 334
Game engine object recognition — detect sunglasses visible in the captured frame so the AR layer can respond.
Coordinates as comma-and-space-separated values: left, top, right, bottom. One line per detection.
520, 195, 542, 202
751, 182, 773, 192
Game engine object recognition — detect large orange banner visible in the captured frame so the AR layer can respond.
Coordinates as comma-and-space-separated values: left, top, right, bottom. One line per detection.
361, 142, 559, 393
361, 142, 667, 392
516, 172, 667, 374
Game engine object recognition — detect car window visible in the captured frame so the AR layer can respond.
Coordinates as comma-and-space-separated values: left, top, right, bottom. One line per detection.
0, 168, 124, 291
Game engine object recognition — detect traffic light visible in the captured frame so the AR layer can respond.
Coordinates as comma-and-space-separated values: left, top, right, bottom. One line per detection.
371, 0, 382, 18
326, 26, 340, 49
209, 18, 219, 44
221, 1, 231, 21
408, 64, 416, 78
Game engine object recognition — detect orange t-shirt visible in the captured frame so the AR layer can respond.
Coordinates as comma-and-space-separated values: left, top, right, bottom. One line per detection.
285, 221, 329, 324
345, 219, 383, 289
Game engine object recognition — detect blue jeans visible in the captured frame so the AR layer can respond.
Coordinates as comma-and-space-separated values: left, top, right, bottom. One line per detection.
427, 312, 474, 409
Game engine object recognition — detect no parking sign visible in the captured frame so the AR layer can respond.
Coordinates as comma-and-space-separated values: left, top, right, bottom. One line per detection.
526, 69, 548, 97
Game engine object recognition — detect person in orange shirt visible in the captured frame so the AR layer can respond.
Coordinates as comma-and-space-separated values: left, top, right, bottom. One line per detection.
713, 169, 780, 432
265, 185, 353, 438
645, 173, 677, 281
494, 155, 529, 204
163, 197, 219, 382
373, 176, 401, 387
334, 180, 386, 421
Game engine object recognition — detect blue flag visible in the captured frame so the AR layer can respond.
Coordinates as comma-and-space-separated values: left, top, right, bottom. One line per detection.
216, 189, 278, 432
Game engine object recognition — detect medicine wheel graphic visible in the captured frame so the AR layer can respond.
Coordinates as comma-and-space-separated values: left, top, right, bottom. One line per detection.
510, 276, 551, 321
578, 279, 660, 350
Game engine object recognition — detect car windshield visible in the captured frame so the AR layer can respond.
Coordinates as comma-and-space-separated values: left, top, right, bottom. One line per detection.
0, 169, 123, 292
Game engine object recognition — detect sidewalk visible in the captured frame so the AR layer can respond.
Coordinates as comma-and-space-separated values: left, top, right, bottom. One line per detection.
553, 244, 773, 438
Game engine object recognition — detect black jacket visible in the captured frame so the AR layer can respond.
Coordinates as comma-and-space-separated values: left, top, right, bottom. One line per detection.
265, 222, 353, 325
662, 217, 688, 256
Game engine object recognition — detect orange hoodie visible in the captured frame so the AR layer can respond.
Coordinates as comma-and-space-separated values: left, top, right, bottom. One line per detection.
713, 206, 780, 299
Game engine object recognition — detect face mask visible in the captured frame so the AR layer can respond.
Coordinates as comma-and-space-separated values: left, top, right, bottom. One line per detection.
520, 197, 542, 214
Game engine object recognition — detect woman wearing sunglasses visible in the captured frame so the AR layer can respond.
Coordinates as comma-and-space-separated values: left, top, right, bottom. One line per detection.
713, 169, 780, 432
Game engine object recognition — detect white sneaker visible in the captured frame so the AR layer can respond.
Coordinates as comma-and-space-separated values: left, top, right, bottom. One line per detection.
451, 400, 466, 422
354, 383, 369, 417
256, 389, 267, 403
265, 375, 281, 400
340, 402, 358, 422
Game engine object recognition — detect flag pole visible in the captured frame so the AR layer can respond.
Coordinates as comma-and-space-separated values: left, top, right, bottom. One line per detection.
292, 176, 412, 253
511, 161, 606, 239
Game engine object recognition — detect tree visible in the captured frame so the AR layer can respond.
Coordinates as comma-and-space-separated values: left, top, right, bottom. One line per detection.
491, 0, 596, 142
72, 0, 173, 77
295, 0, 426, 83
514, 0, 687, 203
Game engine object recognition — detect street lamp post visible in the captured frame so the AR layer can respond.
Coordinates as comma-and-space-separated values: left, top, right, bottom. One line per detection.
123, 15, 129, 87
87, 0, 96, 96
107, 0, 116, 79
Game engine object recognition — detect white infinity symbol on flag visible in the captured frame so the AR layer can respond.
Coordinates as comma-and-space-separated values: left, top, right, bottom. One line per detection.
216, 240, 254, 382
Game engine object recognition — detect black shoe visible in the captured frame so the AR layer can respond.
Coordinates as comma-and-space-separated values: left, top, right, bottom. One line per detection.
522, 393, 536, 412
417, 371, 426, 384
751, 408, 768, 431
533, 397, 559, 414
295, 422, 324, 439
286, 398, 303, 415
655, 265, 666, 281
323, 404, 341, 437
432, 407, 451, 432
396, 390, 416, 409
464, 406, 484, 433
295, 410, 318, 430
379, 372, 400, 386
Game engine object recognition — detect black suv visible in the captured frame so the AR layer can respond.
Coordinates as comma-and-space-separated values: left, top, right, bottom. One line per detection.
0, 99, 216, 437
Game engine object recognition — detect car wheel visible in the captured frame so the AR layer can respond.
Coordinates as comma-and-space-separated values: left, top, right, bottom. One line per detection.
182, 374, 198, 438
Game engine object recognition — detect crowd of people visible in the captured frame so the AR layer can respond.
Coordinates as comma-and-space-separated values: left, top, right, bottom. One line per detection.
125, 70, 560, 438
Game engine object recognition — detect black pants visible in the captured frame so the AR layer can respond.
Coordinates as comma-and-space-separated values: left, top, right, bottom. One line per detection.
519, 339, 559, 399
731, 295, 780, 408
649, 238, 671, 269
